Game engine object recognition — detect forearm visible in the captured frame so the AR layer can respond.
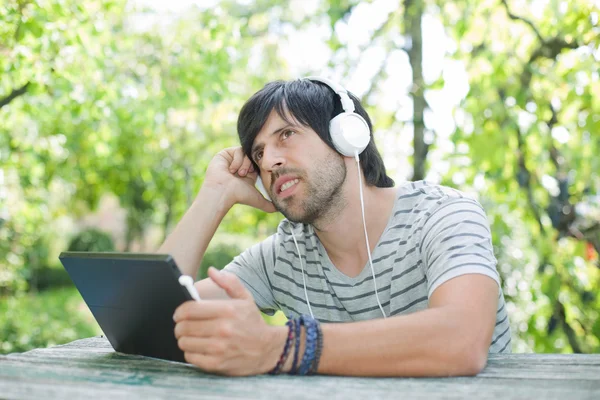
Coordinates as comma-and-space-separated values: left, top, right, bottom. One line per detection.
158, 184, 231, 277
317, 306, 489, 377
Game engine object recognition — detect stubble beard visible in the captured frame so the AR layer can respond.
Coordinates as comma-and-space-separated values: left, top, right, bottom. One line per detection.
273, 153, 347, 228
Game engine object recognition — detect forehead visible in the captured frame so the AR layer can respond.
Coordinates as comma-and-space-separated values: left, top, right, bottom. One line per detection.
255, 109, 293, 142
251, 108, 303, 154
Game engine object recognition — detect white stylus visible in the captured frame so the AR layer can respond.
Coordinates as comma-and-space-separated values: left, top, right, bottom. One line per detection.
178, 275, 201, 301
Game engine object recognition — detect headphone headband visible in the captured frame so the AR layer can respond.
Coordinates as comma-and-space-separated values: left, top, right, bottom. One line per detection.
305, 76, 356, 113
303, 75, 370, 157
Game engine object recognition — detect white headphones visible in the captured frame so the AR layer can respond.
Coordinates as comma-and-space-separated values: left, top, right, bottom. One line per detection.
305, 76, 371, 157
254, 77, 371, 201
278, 77, 386, 320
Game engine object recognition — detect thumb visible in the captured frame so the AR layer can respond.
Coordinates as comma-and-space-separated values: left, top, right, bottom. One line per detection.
208, 267, 253, 300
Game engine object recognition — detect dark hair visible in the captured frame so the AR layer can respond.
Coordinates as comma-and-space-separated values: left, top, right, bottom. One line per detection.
237, 79, 395, 188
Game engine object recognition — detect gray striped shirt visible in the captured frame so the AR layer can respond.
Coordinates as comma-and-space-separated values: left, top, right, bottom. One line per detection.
224, 180, 511, 353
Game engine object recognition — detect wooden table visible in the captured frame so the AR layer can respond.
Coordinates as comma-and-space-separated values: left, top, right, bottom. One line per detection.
1, 336, 599, 399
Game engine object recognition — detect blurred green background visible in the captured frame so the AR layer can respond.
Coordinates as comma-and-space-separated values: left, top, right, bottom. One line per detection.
1, 0, 599, 355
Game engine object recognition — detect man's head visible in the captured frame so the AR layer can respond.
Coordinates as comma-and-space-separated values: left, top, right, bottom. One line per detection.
237, 78, 394, 224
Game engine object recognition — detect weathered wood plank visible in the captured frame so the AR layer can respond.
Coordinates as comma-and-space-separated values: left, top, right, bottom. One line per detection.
0, 336, 598, 400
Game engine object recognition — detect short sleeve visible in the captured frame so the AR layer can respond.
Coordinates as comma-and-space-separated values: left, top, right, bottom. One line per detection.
420, 196, 500, 297
223, 235, 279, 314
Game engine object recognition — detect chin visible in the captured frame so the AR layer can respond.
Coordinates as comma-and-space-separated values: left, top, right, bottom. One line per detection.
276, 205, 306, 224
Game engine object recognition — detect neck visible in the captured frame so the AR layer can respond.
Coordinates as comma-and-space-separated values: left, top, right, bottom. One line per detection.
311, 163, 396, 277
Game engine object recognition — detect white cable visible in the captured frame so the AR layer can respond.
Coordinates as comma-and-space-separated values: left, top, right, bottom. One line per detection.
355, 151, 387, 318
292, 153, 385, 319
289, 221, 315, 318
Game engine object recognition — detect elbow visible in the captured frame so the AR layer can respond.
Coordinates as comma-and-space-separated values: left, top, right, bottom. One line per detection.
456, 337, 489, 376
453, 323, 492, 376
438, 344, 488, 377
461, 350, 488, 376
445, 334, 489, 376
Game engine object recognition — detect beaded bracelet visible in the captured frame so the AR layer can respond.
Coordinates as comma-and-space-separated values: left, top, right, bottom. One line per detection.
290, 315, 302, 374
308, 319, 323, 375
298, 315, 319, 375
269, 319, 295, 375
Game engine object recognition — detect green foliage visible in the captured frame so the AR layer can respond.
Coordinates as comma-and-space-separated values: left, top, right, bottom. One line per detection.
67, 228, 115, 252
0, 287, 102, 354
1, 0, 598, 355
434, 0, 600, 353
198, 242, 243, 280
317, 0, 600, 352
0, 0, 284, 295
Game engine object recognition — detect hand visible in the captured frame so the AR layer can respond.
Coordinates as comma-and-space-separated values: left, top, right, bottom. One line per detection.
173, 267, 285, 376
203, 147, 276, 213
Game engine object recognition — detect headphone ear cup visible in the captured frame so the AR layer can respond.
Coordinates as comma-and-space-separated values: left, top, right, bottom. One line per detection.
329, 113, 371, 157
255, 176, 272, 202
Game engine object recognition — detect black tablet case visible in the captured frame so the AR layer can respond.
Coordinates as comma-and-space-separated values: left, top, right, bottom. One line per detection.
59, 252, 193, 363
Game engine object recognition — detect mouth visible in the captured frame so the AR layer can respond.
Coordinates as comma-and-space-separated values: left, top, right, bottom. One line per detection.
275, 177, 300, 198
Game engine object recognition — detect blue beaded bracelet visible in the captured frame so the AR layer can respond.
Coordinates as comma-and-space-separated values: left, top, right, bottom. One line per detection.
290, 316, 302, 374
308, 319, 323, 375
298, 315, 318, 375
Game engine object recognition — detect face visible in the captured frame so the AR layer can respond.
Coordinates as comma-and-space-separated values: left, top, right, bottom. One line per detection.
251, 109, 348, 225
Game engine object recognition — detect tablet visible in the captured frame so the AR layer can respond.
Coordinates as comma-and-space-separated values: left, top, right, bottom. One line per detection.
58, 252, 194, 363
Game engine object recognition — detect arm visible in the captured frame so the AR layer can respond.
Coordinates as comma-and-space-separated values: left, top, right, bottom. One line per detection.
313, 274, 498, 377
173, 271, 497, 377
158, 185, 229, 278
173, 193, 500, 376
159, 188, 232, 301
157, 147, 275, 293
315, 195, 501, 376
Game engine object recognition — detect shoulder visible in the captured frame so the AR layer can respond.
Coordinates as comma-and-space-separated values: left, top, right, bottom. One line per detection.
394, 180, 469, 200
395, 180, 482, 209
391, 181, 488, 230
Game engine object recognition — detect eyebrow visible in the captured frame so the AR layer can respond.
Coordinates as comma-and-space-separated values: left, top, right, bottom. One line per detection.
250, 123, 297, 160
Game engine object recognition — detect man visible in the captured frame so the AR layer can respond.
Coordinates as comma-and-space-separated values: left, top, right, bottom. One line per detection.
160, 78, 511, 377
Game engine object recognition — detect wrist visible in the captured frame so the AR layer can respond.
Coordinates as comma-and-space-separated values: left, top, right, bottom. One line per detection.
196, 183, 234, 216
263, 325, 289, 374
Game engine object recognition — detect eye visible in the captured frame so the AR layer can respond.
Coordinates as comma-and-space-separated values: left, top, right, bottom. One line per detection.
281, 129, 295, 140
254, 150, 263, 162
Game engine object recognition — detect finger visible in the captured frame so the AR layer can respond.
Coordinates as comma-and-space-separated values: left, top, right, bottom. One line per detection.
178, 336, 229, 357
184, 352, 224, 374
174, 320, 224, 340
178, 336, 212, 353
173, 300, 236, 323
258, 196, 277, 213
208, 267, 253, 301
237, 155, 253, 177
229, 147, 245, 174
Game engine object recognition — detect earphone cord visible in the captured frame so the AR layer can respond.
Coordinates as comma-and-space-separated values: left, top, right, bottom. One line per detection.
290, 221, 315, 318
290, 153, 387, 320
355, 151, 387, 319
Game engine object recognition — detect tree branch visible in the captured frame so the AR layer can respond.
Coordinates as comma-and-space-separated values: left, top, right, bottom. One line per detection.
362, 55, 390, 104
500, 0, 545, 44
557, 300, 583, 353
521, 38, 581, 90
344, 7, 398, 84
405, 0, 428, 181
14, 0, 29, 42
0, 82, 30, 109
501, 0, 583, 92
498, 88, 547, 235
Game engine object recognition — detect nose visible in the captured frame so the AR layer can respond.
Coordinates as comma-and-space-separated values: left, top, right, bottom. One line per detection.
261, 145, 286, 173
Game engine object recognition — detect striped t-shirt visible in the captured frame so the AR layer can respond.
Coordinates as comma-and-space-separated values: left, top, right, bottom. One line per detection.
224, 180, 512, 353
